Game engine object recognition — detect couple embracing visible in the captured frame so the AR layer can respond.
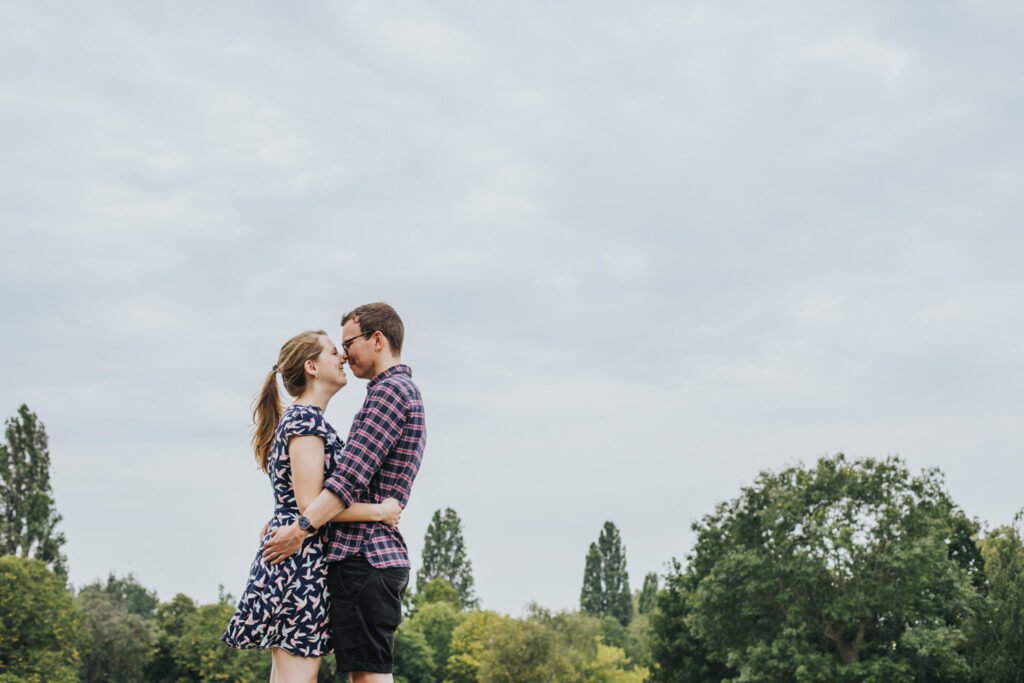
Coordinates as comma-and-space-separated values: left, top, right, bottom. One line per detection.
222, 302, 426, 683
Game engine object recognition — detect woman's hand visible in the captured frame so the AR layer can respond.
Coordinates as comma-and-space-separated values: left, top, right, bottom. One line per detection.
379, 498, 403, 527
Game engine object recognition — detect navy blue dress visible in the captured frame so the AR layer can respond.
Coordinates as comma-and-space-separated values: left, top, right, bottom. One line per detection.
222, 404, 343, 657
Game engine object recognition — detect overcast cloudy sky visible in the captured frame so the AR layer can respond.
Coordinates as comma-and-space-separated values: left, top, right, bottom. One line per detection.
1, 1, 1022, 615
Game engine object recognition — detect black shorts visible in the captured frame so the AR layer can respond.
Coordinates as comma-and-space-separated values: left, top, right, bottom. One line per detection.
327, 555, 409, 674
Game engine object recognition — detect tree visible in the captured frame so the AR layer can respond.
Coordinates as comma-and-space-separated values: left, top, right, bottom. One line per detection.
477, 616, 567, 683
637, 571, 658, 615
648, 559, 734, 683
580, 542, 604, 615
76, 573, 162, 683
624, 612, 654, 670
417, 508, 478, 609
77, 590, 155, 682
534, 607, 648, 681
402, 582, 467, 681
79, 572, 159, 619
0, 405, 67, 578
533, 605, 615, 667
580, 521, 633, 626
684, 454, 978, 681
410, 576, 462, 614
600, 523, 633, 626
0, 556, 81, 683
964, 514, 1024, 682
447, 607, 649, 683
581, 640, 650, 683
173, 602, 270, 682
146, 593, 197, 683
394, 622, 437, 683
446, 610, 506, 683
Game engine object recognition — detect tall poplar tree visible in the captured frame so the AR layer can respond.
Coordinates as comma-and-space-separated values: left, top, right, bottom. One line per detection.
637, 572, 659, 615
579, 521, 633, 625
0, 405, 67, 578
580, 542, 604, 614
417, 508, 478, 609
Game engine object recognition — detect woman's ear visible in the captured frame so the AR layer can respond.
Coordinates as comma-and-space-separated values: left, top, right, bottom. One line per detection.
304, 358, 318, 377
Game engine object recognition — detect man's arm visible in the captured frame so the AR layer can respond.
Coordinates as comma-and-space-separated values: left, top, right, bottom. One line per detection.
321, 382, 409, 506
262, 382, 408, 564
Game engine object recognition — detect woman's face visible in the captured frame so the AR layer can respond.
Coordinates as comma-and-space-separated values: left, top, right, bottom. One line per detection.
313, 335, 348, 390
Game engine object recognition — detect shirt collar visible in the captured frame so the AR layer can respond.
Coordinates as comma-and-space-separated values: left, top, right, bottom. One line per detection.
367, 363, 411, 389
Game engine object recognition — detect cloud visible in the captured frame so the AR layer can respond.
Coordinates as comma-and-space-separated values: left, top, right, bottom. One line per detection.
1, 0, 1023, 613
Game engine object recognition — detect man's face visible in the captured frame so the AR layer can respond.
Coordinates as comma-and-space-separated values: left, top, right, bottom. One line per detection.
341, 319, 374, 379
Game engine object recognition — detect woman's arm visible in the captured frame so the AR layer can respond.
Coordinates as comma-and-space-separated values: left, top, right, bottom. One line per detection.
290, 436, 401, 525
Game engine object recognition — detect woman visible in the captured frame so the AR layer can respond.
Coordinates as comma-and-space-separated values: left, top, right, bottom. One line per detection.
222, 329, 402, 683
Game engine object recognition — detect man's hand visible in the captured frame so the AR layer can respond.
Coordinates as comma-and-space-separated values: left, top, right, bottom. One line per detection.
380, 498, 403, 527
262, 522, 306, 564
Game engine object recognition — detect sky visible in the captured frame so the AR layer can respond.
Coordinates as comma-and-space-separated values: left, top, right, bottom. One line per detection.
1, 0, 1022, 616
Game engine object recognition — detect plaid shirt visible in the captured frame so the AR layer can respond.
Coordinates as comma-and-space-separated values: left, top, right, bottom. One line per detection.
322, 364, 425, 567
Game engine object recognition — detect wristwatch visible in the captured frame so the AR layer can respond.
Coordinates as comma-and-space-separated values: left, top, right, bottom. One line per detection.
298, 516, 319, 535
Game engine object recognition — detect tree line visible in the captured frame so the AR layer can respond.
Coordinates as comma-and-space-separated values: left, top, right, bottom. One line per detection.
2, 404, 1023, 682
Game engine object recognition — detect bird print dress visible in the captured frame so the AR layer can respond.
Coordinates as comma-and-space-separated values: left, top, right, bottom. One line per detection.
222, 404, 342, 657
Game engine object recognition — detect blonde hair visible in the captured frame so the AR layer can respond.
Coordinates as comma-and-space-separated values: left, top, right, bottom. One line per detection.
252, 330, 327, 473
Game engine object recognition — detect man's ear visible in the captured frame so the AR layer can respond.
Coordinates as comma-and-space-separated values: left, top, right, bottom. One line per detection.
372, 331, 386, 353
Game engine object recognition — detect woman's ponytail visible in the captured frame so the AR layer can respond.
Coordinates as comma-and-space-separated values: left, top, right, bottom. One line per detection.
252, 368, 281, 473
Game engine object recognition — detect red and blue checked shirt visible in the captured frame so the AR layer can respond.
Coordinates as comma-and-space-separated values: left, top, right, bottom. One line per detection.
322, 364, 425, 568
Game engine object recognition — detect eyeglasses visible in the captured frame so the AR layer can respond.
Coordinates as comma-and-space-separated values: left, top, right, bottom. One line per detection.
341, 330, 375, 353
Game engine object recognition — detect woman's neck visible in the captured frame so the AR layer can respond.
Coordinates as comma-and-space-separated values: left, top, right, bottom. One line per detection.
295, 384, 333, 412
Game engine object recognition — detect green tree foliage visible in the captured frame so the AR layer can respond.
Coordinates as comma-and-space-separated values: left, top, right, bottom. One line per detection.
648, 560, 733, 683
417, 508, 478, 609
599, 523, 632, 627
446, 607, 648, 683
965, 515, 1024, 682
534, 606, 648, 680
77, 590, 156, 682
580, 522, 633, 626
624, 612, 654, 670
0, 405, 68, 578
582, 640, 650, 683
684, 454, 979, 682
173, 602, 270, 682
79, 572, 159, 619
477, 616, 565, 683
0, 556, 80, 683
410, 576, 462, 614
637, 572, 658, 615
394, 622, 437, 683
76, 573, 161, 681
580, 542, 604, 615
146, 593, 197, 683
401, 580, 467, 682
446, 610, 506, 683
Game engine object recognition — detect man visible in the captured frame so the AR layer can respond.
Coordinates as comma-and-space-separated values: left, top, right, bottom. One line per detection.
263, 302, 426, 683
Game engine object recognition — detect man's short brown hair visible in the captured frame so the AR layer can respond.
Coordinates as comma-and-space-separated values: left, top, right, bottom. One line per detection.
342, 302, 404, 356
